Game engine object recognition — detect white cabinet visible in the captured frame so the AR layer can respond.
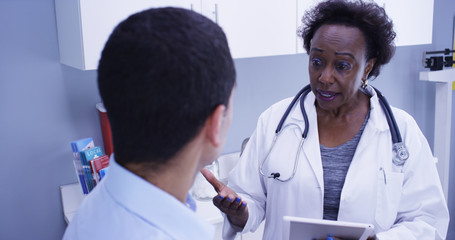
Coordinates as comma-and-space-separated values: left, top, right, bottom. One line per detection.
374, 0, 434, 46
296, 0, 318, 54
296, 0, 434, 54
203, 0, 298, 59
55, 0, 435, 70
55, 0, 300, 70
55, 0, 199, 70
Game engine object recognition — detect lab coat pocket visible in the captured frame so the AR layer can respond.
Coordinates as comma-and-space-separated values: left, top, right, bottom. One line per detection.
375, 170, 404, 230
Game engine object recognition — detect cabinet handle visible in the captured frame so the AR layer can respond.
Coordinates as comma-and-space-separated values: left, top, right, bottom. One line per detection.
213, 4, 218, 23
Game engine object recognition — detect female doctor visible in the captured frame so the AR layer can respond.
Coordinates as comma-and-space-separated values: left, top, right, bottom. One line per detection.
202, 0, 449, 239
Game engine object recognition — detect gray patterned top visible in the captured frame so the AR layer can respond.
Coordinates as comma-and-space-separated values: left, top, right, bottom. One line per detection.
320, 110, 370, 220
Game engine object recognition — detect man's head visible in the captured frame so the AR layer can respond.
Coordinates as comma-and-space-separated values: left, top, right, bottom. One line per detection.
98, 7, 236, 169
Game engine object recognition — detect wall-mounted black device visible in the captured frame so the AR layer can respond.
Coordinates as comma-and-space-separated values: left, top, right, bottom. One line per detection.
423, 48, 455, 71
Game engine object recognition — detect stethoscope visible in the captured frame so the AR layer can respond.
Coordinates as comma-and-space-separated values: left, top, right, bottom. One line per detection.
259, 84, 409, 182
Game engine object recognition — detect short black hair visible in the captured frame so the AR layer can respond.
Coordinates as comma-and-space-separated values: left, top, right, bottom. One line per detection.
298, 0, 396, 79
98, 7, 236, 167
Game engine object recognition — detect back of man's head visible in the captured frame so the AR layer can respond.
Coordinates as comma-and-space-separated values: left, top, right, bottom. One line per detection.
98, 7, 236, 167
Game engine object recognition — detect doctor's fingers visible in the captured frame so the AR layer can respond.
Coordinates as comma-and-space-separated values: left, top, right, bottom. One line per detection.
201, 168, 225, 192
202, 169, 238, 198
226, 199, 247, 216
213, 196, 246, 214
222, 196, 243, 209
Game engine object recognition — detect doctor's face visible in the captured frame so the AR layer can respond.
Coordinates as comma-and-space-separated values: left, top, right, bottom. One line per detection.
308, 24, 374, 112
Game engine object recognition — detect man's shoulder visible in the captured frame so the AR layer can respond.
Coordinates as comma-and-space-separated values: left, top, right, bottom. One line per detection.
62, 193, 173, 240
62, 181, 213, 240
63, 218, 172, 240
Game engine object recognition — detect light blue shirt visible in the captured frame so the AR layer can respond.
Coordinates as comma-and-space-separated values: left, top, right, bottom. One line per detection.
63, 156, 214, 240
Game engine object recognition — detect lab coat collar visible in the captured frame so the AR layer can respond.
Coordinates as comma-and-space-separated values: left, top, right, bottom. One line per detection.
289, 91, 324, 191
363, 85, 390, 132
104, 156, 214, 239
288, 85, 389, 133
288, 88, 315, 123
285, 85, 389, 191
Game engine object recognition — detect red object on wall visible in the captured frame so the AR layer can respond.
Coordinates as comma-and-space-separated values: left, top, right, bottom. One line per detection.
96, 103, 114, 156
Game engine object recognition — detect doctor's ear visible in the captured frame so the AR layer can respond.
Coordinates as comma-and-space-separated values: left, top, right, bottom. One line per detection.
363, 58, 376, 79
205, 104, 227, 147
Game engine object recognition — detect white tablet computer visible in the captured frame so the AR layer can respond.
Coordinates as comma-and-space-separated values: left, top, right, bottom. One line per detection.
283, 216, 374, 240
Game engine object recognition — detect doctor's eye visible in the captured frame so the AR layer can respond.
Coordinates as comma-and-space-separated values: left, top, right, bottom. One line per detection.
335, 61, 352, 71
311, 58, 323, 67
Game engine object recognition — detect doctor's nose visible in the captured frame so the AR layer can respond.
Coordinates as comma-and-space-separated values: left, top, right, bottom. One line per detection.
318, 67, 335, 85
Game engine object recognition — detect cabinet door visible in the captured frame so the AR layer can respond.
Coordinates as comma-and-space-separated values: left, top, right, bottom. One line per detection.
80, 0, 201, 69
296, 0, 319, 54
296, 0, 434, 50
374, 0, 433, 46
55, 0, 201, 70
203, 0, 298, 59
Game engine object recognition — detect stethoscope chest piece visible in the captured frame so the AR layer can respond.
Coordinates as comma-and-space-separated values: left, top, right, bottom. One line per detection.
392, 142, 409, 166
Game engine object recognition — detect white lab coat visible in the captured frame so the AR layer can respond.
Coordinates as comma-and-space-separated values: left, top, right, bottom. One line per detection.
224, 86, 449, 240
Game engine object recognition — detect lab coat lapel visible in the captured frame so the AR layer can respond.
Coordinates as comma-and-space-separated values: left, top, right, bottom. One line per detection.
338, 116, 380, 222
291, 92, 324, 191
338, 87, 390, 222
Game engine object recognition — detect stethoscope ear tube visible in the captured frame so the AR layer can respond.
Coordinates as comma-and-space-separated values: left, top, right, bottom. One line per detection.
276, 85, 311, 134
261, 84, 409, 182
260, 85, 312, 182
299, 85, 311, 139
259, 133, 305, 182
373, 87, 399, 143
372, 87, 409, 165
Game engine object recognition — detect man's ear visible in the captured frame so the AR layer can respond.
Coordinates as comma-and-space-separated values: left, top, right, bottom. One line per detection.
205, 104, 226, 147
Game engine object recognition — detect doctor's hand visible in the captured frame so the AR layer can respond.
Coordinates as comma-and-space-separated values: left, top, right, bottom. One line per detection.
201, 168, 249, 228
